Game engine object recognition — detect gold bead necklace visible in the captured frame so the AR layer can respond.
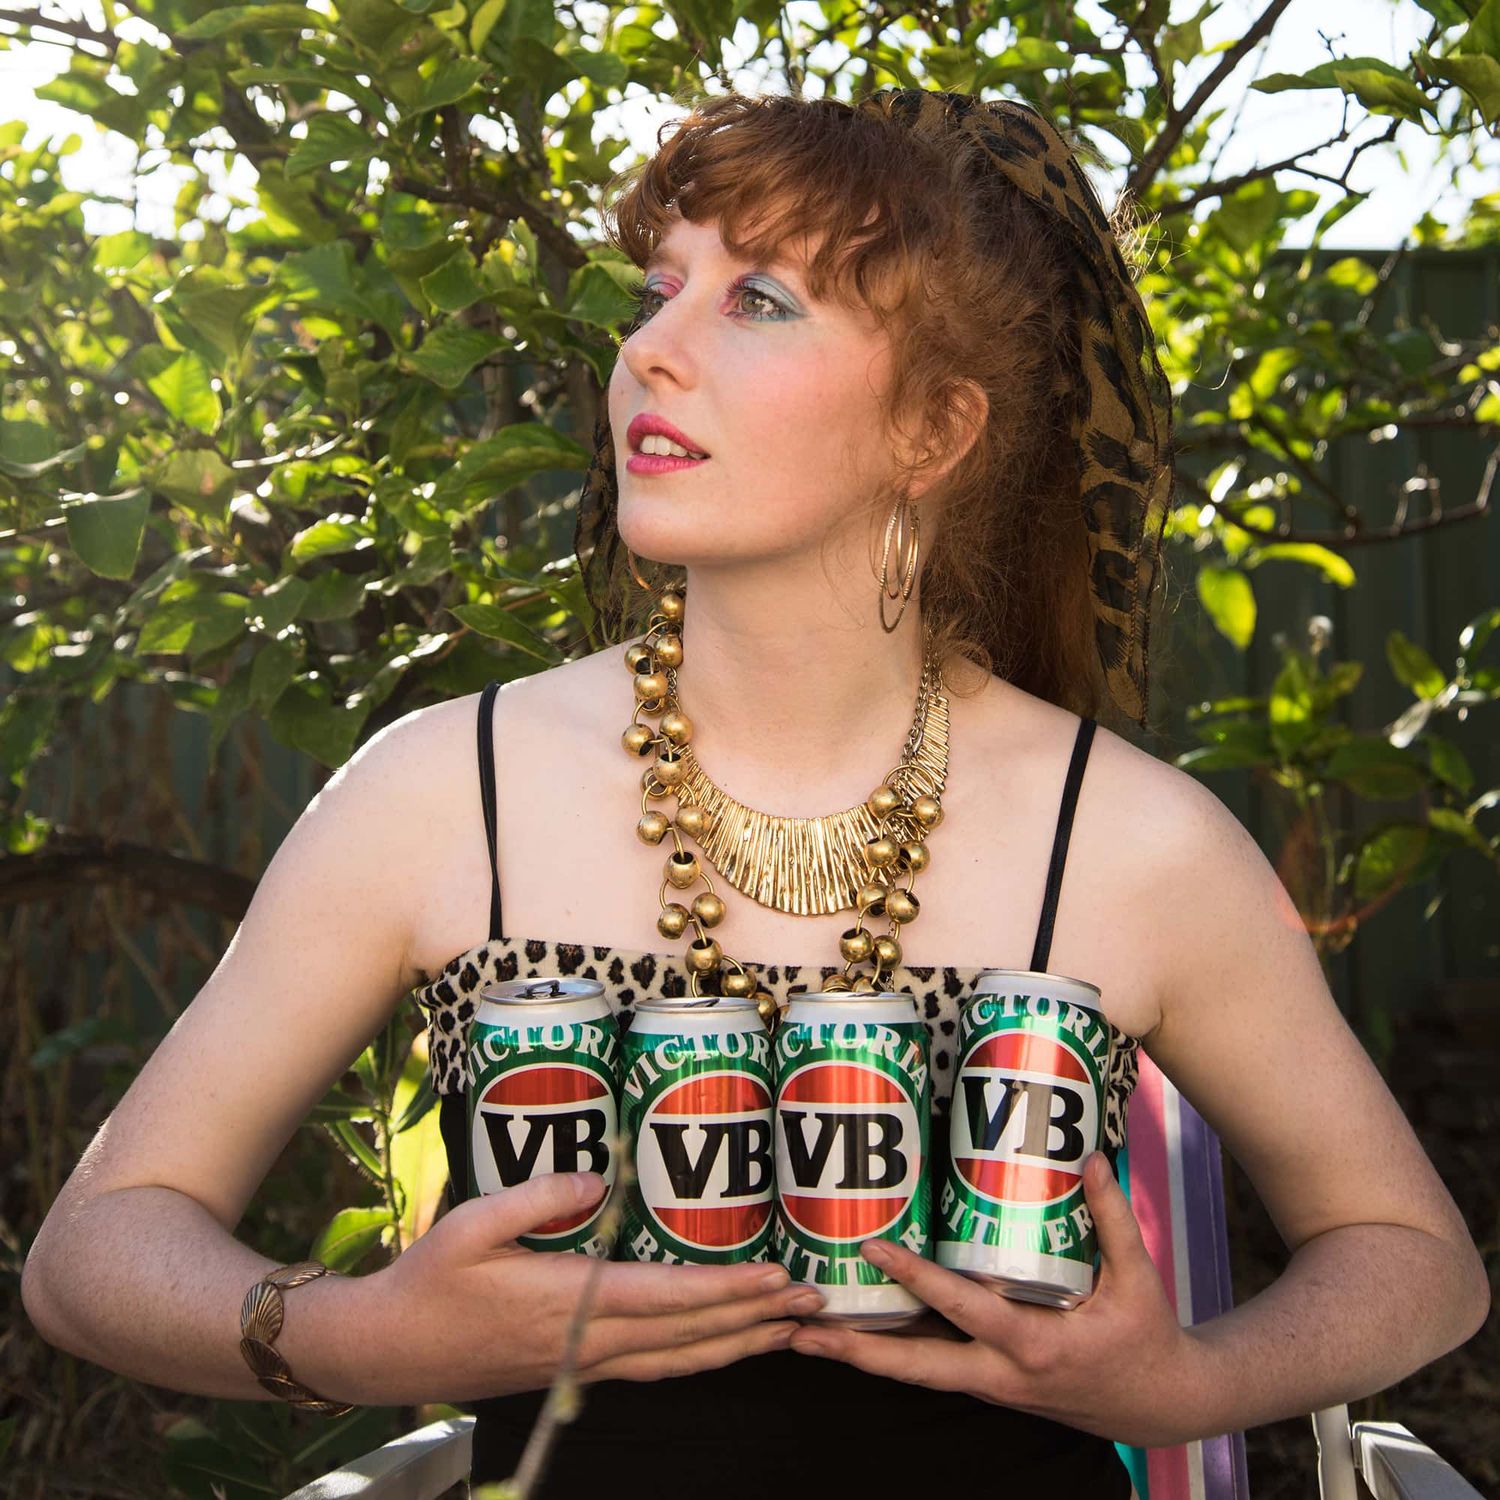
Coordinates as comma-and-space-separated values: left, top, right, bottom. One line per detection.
621, 586, 949, 1023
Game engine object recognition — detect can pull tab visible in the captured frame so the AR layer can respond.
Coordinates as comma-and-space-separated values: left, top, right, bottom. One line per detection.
517, 978, 564, 998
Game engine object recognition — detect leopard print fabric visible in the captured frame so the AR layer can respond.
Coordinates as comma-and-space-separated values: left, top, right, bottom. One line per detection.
411, 937, 1141, 1151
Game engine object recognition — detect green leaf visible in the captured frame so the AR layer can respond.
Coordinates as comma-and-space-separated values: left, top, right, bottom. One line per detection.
92, 230, 152, 275
1459, 606, 1500, 661
1422, 51, 1500, 126
136, 593, 253, 659
470, 0, 509, 53
180, 5, 330, 40
563, 260, 640, 328
1386, 630, 1447, 700
563, 46, 629, 89
1253, 57, 1437, 123
392, 1073, 439, 1134
0, 694, 58, 788
1176, 741, 1271, 773
298, 571, 370, 621
430, 423, 592, 505
338, 0, 428, 61
250, 576, 311, 635
0, 437, 87, 481
30, 1016, 121, 1070
403, 325, 507, 387
1428, 806, 1493, 853
1323, 739, 1428, 800
249, 639, 299, 713
145, 351, 221, 433
1354, 823, 1431, 901
62, 487, 150, 580
1269, 651, 1317, 756
309, 1085, 373, 1123
1330, 65, 1436, 123
1424, 733, 1474, 793
1196, 565, 1256, 649
268, 682, 371, 767
160, 272, 276, 367
286, 112, 381, 178
280, 242, 400, 334
1245, 543, 1356, 588
208, 663, 253, 764
420, 252, 488, 312
449, 602, 557, 661
290, 516, 374, 562
147, 449, 235, 520
310, 1206, 394, 1271
398, 58, 489, 116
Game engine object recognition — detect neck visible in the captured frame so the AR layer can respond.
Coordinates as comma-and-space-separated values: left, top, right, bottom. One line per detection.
658, 555, 930, 814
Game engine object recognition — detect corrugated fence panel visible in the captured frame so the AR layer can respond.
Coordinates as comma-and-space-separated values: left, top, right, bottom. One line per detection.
1160, 244, 1499, 1034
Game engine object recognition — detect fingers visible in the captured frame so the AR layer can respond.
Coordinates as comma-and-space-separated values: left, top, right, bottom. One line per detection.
581, 1284, 824, 1365
591, 1260, 792, 1317
1081, 1150, 1150, 1283
788, 1324, 983, 1393
447, 1172, 609, 1258
581, 1319, 799, 1384
861, 1241, 1024, 1343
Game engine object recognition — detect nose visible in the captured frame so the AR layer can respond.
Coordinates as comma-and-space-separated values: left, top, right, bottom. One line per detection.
617, 282, 709, 389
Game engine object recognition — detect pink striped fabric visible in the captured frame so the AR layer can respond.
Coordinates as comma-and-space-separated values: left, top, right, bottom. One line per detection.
1113, 1048, 1250, 1499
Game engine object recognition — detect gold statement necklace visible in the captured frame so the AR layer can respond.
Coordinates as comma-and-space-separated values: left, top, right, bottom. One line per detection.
621, 585, 949, 1021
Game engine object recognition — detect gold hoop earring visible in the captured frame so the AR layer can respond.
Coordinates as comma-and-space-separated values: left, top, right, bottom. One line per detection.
877, 495, 920, 633
625, 546, 653, 592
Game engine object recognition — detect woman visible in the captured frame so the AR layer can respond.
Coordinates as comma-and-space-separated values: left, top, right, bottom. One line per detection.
23, 87, 1487, 1499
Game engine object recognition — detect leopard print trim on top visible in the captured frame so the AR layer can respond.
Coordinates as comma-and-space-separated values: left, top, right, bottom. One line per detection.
410, 937, 1141, 1151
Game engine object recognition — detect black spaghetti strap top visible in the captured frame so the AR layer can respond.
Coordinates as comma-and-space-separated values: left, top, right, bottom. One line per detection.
443, 684, 1128, 1496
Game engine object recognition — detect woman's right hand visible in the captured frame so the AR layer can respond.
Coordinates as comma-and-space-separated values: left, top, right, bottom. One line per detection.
339, 1171, 821, 1405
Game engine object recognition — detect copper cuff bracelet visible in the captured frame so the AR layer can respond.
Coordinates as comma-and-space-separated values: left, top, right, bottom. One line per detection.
239, 1260, 355, 1417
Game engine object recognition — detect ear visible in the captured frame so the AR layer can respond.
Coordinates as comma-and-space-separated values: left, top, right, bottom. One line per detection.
909, 378, 989, 500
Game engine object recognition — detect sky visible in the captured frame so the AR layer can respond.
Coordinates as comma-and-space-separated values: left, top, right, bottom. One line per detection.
0, 0, 1495, 250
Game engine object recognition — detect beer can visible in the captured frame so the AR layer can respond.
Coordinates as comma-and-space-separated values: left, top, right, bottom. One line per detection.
936, 969, 1114, 1307
773, 990, 932, 1328
466, 976, 621, 1257
617, 997, 775, 1265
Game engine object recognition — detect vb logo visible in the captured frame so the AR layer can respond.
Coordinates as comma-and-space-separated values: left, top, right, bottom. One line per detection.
472, 1063, 618, 1234
637, 1071, 773, 1251
950, 1031, 1099, 1206
775, 1061, 920, 1241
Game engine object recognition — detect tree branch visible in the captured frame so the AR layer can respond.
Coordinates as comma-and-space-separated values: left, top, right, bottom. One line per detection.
0, 832, 256, 921
1126, 0, 1298, 202
0, 6, 118, 56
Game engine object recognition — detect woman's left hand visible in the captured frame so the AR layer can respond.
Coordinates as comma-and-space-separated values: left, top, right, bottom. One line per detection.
787, 1152, 1215, 1448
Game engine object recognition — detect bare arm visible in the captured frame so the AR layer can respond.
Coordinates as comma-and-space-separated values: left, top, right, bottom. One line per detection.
20, 705, 438, 1399
1140, 771, 1490, 1433
21, 697, 805, 1407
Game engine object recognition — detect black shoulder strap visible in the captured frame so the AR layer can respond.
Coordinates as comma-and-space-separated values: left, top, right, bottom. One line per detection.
477, 681, 505, 943
1030, 714, 1096, 974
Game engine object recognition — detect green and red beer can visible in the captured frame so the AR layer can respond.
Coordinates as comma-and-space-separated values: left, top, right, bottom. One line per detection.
617, 996, 775, 1265
465, 976, 621, 1257
937, 969, 1115, 1307
773, 990, 932, 1327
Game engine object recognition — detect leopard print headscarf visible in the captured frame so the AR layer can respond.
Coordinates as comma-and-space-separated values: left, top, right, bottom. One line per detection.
572, 88, 1175, 730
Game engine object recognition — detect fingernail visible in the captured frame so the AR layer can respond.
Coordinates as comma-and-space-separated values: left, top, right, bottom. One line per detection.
789, 1291, 825, 1314
792, 1332, 829, 1355
571, 1172, 605, 1201
759, 1266, 792, 1290
862, 1239, 892, 1265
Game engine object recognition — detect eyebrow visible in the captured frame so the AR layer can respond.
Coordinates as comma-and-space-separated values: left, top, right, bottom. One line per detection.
643, 245, 806, 284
